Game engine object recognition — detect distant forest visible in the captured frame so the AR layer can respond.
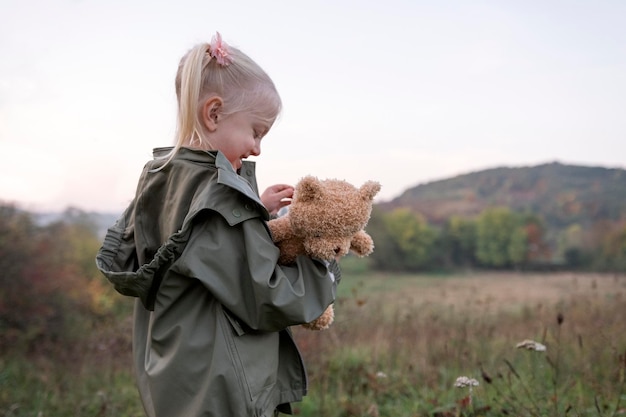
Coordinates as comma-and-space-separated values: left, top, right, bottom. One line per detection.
0, 204, 119, 352
1, 162, 625, 349
1, 161, 625, 339
370, 162, 626, 271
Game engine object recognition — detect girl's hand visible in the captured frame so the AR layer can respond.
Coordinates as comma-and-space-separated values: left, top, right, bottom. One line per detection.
261, 184, 294, 216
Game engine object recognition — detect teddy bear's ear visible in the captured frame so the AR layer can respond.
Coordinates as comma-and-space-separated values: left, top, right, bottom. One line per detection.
359, 181, 382, 201
296, 175, 324, 202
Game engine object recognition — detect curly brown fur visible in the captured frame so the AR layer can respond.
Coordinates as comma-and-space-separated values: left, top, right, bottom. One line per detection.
268, 176, 381, 330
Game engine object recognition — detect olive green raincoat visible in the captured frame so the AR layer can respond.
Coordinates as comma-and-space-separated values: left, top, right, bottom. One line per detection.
96, 148, 339, 417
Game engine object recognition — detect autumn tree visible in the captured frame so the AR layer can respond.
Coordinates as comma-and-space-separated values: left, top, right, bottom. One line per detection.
0, 204, 121, 352
440, 216, 477, 268
0, 205, 39, 343
372, 208, 436, 271
367, 207, 405, 270
475, 207, 516, 267
599, 223, 626, 270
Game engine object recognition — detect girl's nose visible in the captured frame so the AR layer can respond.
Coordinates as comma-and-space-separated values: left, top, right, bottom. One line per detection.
251, 142, 261, 156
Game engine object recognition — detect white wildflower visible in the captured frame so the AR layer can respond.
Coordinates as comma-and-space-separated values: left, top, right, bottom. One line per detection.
454, 376, 480, 388
516, 339, 547, 352
375, 371, 387, 379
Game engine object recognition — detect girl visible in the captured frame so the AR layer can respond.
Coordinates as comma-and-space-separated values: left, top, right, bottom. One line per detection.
96, 33, 340, 417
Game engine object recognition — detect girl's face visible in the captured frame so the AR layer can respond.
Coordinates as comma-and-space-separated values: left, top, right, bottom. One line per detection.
208, 110, 273, 170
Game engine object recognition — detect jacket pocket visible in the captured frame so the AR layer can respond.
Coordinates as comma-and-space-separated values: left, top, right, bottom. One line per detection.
218, 305, 280, 404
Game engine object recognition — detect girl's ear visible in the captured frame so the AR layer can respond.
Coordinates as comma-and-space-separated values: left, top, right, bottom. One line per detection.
202, 96, 224, 132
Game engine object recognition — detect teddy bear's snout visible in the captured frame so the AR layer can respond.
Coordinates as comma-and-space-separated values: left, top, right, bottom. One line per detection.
334, 243, 350, 257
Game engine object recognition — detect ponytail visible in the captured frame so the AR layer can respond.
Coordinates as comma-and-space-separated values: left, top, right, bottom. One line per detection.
177, 44, 207, 149
153, 44, 209, 171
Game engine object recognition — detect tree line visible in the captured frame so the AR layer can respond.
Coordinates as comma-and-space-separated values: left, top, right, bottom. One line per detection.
2, 202, 625, 352
0, 204, 124, 353
367, 206, 626, 272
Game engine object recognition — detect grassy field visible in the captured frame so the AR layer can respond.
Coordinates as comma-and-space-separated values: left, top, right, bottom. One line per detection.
2, 270, 625, 416
294, 270, 626, 416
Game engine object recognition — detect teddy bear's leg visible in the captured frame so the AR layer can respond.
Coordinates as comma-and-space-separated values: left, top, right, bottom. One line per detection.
301, 304, 335, 331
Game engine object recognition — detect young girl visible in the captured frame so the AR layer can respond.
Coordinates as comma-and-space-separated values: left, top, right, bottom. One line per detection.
96, 33, 340, 417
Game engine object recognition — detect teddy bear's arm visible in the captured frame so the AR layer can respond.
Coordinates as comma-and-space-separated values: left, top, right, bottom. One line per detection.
267, 215, 294, 243
350, 230, 375, 257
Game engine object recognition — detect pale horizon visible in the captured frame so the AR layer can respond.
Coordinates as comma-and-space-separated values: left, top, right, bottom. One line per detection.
2, 0, 625, 213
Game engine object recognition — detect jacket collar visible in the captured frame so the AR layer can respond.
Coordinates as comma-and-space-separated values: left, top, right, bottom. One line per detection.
152, 147, 267, 222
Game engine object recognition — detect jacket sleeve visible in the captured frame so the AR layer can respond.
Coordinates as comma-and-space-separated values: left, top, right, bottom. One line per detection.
172, 210, 339, 332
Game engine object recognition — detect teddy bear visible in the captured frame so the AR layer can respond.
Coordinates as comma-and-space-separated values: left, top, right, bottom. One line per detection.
268, 175, 381, 330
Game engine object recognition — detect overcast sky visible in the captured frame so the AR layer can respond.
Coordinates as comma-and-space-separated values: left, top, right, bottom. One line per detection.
1, 0, 625, 213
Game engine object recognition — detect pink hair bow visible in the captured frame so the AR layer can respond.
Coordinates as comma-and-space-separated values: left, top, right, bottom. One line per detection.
209, 32, 233, 66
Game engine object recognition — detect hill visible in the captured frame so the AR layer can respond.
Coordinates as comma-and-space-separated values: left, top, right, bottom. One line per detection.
35, 207, 119, 238
377, 162, 626, 231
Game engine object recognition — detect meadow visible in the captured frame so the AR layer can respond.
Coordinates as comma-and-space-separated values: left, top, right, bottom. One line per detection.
2, 269, 625, 417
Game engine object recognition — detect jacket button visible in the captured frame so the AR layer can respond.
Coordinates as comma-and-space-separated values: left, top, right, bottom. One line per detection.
244, 203, 253, 211
232, 209, 241, 217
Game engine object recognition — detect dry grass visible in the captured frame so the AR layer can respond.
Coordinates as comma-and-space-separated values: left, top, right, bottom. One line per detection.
293, 271, 626, 416
337, 271, 626, 317
2, 271, 625, 416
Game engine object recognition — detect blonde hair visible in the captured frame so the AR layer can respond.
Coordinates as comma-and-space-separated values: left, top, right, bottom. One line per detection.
155, 36, 282, 169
